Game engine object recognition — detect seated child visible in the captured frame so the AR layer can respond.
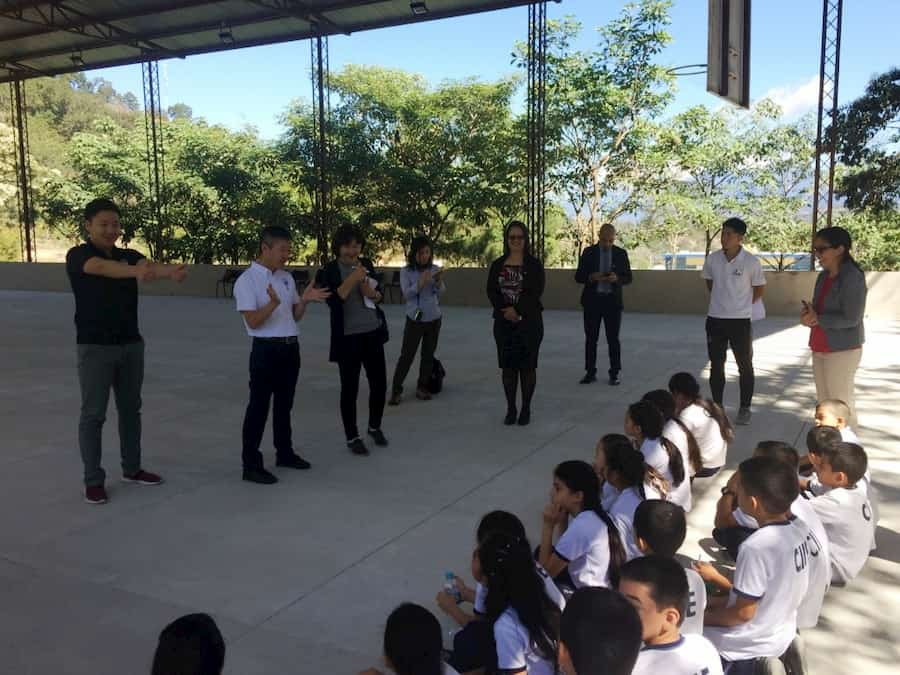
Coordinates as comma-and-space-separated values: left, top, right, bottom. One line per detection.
643, 389, 704, 481
558, 587, 643, 675
594, 434, 653, 559
815, 398, 860, 443
632, 499, 707, 634
539, 461, 626, 590
694, 457, 811, 669
625, 401, 691, 511
807, 441, 877, 584
618, 556, 723, 675
799, 425, 842, 476
668, 372, 732, 477
151, 613, 225, 675
359, 603, 459, 675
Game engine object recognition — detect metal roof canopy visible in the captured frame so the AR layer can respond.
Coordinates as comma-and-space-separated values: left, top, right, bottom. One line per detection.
0, 1, 536, 84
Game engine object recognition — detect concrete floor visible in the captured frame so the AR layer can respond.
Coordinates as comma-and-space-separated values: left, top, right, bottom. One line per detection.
1, 290, 898, 674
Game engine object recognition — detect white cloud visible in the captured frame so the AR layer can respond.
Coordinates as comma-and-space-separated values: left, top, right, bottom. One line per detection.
756, 75, 820, 120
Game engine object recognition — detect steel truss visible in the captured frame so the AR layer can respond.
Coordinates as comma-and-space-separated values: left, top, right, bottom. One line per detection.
310, 32, 331, 263
9, 78, 36, 262
526, 1, 547, 261
142, 59, 167, 256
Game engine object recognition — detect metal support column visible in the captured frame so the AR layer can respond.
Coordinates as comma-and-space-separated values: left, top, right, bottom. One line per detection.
310, 33, 330, 263
10, 78, 36, 262
811, 0, 843, 268
142, 59, 167, 258
526, 2, 547, 260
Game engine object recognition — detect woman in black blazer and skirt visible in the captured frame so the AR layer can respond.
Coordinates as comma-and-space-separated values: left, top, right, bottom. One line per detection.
486, 220, 546, 426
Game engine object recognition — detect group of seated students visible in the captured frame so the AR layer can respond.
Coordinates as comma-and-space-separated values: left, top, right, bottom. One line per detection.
146, 381, 877, 675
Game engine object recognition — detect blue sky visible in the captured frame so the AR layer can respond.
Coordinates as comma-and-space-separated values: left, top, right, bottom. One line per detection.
91, 0, 899, 139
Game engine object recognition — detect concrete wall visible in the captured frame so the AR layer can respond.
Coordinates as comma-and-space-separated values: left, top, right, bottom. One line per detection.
1, 262, 897, 319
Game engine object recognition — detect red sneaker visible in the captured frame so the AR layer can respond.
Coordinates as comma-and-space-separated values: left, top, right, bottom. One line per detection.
85, 485, 108, 505
122, 470, 164, 486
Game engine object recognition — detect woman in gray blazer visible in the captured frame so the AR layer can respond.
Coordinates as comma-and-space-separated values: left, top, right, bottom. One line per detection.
800, 226, 867, 425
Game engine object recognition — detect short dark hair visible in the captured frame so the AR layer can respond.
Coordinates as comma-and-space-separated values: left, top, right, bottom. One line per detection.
739, 456, 799, 514
260, 226, 292, 250
819, 442, 868, 485
83, 198, 120, 222
722, 217, 747, 236
476, 510, 528, 546
560, 587, 642, 675
151, 613, 225, 675
618, 555, 690, 625
332, 223, 365, 256
807, 426, 842, 455
383, 603, 443, 675
818, 399, 851, 421
754, 441, 800, 471
633, 500, 686, 558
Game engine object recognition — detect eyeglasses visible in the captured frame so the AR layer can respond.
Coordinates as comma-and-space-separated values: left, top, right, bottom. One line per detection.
508, 235, 525, 241
813, 245, 833, 254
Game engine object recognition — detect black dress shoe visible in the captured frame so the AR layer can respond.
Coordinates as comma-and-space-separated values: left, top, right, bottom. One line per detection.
504, 409, 518, 425
347, 437, 370, 456
276, 454, 312, 470
579, 373, 597, 384
367, 427, 389, 446
242, 467, 278, 484
517, 409, 531, 426
608, 374, 621, 386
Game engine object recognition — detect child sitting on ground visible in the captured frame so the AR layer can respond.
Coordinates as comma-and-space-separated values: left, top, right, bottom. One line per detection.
695, 457, 811, 671
799, 425, 842, 476
643, 389, 704, 485
806, 441, 877, 584
538, 460, 626, 591
625, 401, 690, 511
668, 372, 733, 478
558, 587, 643, 675
359, 603, 459, 675
618, 556, 723, 675
632, 499, 706, 634
815, 398, 860, 443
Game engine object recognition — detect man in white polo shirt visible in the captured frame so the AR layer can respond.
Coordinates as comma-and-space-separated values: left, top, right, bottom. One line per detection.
234, 226, 330, 485
702, 218, 766, 426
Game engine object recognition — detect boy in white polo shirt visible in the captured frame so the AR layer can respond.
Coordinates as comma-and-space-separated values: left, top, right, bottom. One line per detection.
619, 556, 723, 675
695, 457, 810, 672
806, 441, 876, 584
702, 218, 766, 426
233, 226, 330, 485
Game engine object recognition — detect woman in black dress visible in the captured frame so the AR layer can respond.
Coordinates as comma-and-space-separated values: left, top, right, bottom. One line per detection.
486, 221, 546, 426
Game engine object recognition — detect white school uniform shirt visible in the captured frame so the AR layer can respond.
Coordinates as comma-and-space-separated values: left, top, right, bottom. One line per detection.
704, 518, 810, 662
473, 565, 565, 615
682, 565, 708, 635
606, 486, 644, 560
809, 483, 875, 584
494, 607, 555, 675
554, 510, 612, 588
233, 262, 300, 337
632, 634, 724, 675
639, 438, 691, 511
790, 496, 831, 629
840, 426, 860, 444
702, 247, 766, 319
678, 403, 728, 469
443, 663, 461, 675
665, 418, 695, 478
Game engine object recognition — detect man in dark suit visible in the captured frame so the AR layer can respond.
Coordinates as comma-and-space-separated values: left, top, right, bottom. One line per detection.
574, 223, 633, 385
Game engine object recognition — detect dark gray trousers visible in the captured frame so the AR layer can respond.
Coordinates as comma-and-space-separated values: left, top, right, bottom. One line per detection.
77, 341, 144, 486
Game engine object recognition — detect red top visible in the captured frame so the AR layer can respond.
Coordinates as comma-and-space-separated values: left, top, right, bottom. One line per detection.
809, 275, 834, 353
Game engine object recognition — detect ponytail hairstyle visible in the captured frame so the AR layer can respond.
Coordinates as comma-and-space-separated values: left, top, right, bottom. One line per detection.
627, 401, 686, 488
815, 226, 862, 272
668, 372, 734, 443
600, 433, 650, 494
642, 389, 704, 475
382, 603, 443, 675
553, 460, 627, 585
480, 531, 560, 664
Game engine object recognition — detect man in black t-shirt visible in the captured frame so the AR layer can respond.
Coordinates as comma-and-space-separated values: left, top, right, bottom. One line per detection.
66, 198, 187, 505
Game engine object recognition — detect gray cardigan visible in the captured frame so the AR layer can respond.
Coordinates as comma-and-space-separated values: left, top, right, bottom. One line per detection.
812, 261, 867, 351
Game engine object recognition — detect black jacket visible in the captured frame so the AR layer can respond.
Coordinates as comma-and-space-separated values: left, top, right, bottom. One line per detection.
486, 254, 545, 321
574, 244, 633, 309
316, 257, 387, 362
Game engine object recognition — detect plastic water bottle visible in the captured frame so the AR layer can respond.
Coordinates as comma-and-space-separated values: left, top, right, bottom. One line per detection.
444, 571, 461, 603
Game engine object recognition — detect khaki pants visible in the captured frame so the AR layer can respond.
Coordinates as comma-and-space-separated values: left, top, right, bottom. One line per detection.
812, 348, 862, 427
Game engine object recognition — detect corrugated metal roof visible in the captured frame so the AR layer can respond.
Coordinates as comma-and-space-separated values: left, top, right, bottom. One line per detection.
0, 1, 538, 83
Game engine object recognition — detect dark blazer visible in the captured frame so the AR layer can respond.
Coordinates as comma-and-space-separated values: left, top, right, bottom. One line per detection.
574, 244, 633, 309
486, 254, 545, 321
316, 257, 387, 362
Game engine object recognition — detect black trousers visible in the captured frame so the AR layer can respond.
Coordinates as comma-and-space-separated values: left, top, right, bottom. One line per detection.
338, 330, 387, 440
706, 317, 754, 409
242, 339, 300, 470
391, 317, 441, 394
584, 294, 622, 376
